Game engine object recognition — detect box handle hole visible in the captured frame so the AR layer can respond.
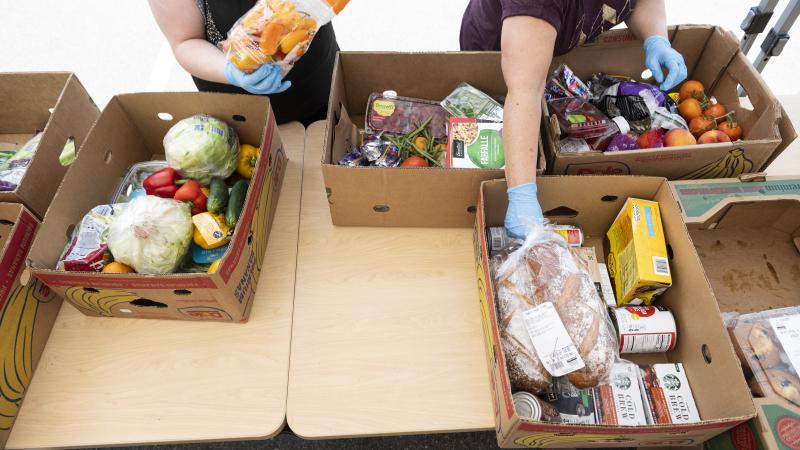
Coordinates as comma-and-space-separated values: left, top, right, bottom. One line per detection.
467, 206, 477, 214
0, 219, 14, 226
84, 287, 99, 293
601, 195, 618, 202
247, 233, 253, 245
103, 150, 113, 164
373, 205, 390, 213
543, 206, 578, 218
173, 289, 192, 296
232, 114, 247, 122
666, 244, 674, 260
157, 112, 173, 121
130, 298, 168, 308
702, 344, 712, 364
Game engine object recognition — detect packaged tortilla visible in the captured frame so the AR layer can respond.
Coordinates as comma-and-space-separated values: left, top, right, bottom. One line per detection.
222, 0, 350, 75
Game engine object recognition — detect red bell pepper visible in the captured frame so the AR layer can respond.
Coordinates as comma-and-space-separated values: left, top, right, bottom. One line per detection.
143, 168, 178, 198
174, 180, 208, 215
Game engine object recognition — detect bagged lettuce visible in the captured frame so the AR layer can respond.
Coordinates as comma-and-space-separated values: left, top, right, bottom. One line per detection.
222, 0, 350, 75
0, 131, 43, 191
107, 196, 193, 274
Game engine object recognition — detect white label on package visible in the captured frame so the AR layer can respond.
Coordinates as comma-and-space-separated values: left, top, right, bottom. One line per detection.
771, 315, 800, 372
609, 363, 648, 426
523, 302, 585, 376
598, 263, 616, 307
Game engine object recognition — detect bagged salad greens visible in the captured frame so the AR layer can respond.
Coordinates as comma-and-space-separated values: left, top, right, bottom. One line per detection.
441, 83, 503, 122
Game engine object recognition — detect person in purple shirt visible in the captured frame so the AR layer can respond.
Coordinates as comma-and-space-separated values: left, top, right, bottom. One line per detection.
461, 0, 687, 239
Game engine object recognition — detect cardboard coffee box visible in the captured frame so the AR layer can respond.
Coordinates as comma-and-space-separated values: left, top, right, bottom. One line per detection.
670, 177, 800, 450
474, 176, 755, 448
26, 93, 287, 323
322, 52, 546, 228
0, 203, 60, 449
542, 25, 796, 179
0, 72, 99, 218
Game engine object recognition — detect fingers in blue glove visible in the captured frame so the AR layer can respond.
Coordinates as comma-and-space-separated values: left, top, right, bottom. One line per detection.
660, 57, 687, 91
505, 183, 545, 240
250, 65, 292, 93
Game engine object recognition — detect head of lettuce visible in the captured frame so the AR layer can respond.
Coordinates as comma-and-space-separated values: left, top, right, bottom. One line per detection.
107, 195, 194, 274
164, 114, 240, 185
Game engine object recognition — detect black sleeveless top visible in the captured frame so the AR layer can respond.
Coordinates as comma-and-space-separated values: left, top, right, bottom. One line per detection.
195, 0, 338, 125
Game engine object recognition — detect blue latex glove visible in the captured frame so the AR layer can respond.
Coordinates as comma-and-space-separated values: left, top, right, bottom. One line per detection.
505, 183, 545, 240
644, 35, 688, 91
224, 62, 292, 95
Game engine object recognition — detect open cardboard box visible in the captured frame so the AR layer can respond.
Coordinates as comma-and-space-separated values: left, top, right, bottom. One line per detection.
542, 25, 796, 179
0, 72, 99, 219
26, 92, 287, 323
323, 52, 546, 228
474, 176, 755, 448
0, 203, 61, 449
670, 177, 800, 450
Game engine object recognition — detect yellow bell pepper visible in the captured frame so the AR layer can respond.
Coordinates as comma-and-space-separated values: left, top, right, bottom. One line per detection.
237, 144, 260, 179
208, 259, 222, 273
192, 212, 230, 250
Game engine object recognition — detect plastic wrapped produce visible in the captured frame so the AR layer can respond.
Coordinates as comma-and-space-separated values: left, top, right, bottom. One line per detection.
222, 0, 349, 75
163, 115, 239, 185
441, 83, 504, 122
0, 132, 43, 191
57, 204, 127, 272
492, 226, 619, 392
107, 196, 193, 274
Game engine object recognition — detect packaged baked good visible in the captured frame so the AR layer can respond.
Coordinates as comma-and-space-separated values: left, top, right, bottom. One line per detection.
730, 307, 800, 405
492, 225, 619, 392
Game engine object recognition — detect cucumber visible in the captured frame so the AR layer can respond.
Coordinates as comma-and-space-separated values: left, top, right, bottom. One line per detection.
226, 180, 248, 228
207, 177, 229, 214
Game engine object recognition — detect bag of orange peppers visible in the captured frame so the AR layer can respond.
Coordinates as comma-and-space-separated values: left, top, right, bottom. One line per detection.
222, 0, 349, 75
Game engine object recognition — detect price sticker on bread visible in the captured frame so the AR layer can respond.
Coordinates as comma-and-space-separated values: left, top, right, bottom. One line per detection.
523, 302, 585, 376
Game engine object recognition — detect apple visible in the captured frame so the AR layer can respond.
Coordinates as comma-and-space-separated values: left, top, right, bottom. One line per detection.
698, 130, 732, 144
663, 128, 697, 147
637, 129, 665, 149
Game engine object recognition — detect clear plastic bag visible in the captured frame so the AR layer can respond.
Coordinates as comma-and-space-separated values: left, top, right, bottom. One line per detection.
492, 225, 619, 393
222, 0, 349, 76
0, 131, 43, 192
441, 83, 504, 122
106, 196, 194, 274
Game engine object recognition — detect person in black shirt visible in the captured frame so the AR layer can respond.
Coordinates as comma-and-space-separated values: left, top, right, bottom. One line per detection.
149, 0, 338, 125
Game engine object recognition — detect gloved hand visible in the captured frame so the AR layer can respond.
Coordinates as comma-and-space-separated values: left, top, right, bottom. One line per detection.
644, 35, 688, 91
505, 183, 545, 240
224, 62, 292, 95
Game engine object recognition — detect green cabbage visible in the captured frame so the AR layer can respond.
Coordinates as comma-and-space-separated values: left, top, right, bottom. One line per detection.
163, 115, 240, 184
107, 196, 193, 274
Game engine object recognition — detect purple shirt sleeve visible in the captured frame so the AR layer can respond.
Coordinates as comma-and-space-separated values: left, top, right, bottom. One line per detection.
500, 0, 564, 35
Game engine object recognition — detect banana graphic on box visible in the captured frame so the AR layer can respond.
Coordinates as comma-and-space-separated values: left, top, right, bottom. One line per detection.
64, 287, 140, 317
681, 148, 754, 180
0, 284, 41, 430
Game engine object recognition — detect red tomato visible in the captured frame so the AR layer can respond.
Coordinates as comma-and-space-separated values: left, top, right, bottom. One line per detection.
703, 103, 727, 118
678, 98, 703, 121
400, 156, 429, 167
679, 80, 705, 101
689, 116, 716, 138
718, 120, 743, 141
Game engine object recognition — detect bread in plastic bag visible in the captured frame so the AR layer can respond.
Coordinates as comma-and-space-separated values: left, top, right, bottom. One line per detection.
163, 115, 239, 185
730, 306, 800, 406
222, 0, 350, 76
492, 225, 619, 392
107, 195, 193, 274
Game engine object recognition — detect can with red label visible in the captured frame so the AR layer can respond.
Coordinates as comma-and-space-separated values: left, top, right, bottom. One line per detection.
609, 305, 677, 354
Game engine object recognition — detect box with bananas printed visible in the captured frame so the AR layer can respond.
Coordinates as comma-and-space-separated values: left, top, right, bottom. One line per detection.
0, 203, 60, 448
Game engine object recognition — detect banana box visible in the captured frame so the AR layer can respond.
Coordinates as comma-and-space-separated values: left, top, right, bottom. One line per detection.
0, 203, 60, 449
606, 198, 672, 306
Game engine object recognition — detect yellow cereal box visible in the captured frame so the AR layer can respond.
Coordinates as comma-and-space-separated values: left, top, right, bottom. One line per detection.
606, 198, 672, 306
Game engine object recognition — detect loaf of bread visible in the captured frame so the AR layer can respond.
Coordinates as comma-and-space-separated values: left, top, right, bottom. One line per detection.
493, 236, 617, 392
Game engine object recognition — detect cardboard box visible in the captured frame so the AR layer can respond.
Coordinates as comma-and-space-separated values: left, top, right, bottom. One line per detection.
606, 198, 672, 306
0, 72, 99, 218
474, 176, 755, 448
26, 93, 287, 323
322, 52, 546, 228
0, 203, 61, 449
542, 25, 797, 179
671, 176, 800, 450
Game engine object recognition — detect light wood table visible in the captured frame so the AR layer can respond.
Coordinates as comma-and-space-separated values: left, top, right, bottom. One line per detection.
287, 121, 494, 439
6, 122, 306, 449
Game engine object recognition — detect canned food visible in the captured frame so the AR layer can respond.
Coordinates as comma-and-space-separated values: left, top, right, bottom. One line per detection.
512, 391, 560, 422
610, 305, 677, 354
552, 225, 583, 247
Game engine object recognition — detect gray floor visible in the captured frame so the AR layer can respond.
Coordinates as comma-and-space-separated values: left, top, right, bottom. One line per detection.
90, 430, 500, 450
